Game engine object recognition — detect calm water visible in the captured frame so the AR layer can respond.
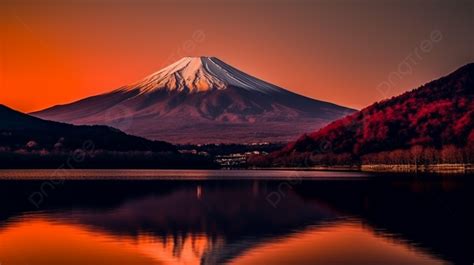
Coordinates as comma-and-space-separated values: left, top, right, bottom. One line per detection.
0, 170, 471, 265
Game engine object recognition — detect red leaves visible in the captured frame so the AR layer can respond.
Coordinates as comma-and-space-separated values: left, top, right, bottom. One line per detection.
260, 64, 474, 166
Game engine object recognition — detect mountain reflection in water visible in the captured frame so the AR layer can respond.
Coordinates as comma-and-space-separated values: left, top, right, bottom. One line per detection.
0, 172, 471, 265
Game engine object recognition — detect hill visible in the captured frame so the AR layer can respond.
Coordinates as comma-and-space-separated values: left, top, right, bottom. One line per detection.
0, 105, 215, 168
253, 63, 474, 167
0, 104, 174, 152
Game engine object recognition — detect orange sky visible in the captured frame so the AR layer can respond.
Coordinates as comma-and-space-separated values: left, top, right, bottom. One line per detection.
1, 0, 473, 112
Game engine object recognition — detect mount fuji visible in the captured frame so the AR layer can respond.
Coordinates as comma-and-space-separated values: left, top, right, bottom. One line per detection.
32, 57, 355, 144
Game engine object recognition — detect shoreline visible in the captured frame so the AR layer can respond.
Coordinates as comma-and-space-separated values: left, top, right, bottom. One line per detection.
0, 164, 472, 175
360, 163, 473, 174
0, 168, 369, 180
253, 163, 473, 174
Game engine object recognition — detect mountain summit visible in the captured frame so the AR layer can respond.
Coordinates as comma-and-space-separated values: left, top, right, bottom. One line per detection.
124, 56, 283, 94
32, 57, 355, 144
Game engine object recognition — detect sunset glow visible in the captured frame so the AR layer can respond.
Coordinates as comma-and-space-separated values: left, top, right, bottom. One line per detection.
0, 218, 445, 265
0, 1, 472, 264
1, 1, 473, 112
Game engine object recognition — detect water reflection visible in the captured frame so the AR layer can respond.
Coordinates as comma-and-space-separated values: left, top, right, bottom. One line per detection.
0, 174, 471, 265
0, 218, 445, 265
231, 222, 446, 265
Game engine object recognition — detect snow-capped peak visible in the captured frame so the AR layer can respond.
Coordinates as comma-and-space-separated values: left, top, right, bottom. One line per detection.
124, 56, 284, 94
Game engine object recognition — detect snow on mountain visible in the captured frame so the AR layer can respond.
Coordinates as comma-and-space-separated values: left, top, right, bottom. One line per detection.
122, 57, 283, 94
32, 56, 355, 144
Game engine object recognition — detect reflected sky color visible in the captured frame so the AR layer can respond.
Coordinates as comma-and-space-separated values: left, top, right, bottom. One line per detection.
231, 222, 445, 265
0, 174, 468, 264
0, 217, 445, 265
0, 218, 161, 265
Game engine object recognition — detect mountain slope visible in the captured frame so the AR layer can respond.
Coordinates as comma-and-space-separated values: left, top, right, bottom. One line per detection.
32, 57, 355, 144
258, 63, 474, 166
0, 104, 175, 152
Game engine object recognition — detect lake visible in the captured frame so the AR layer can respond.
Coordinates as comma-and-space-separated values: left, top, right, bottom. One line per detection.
0, 170, 471, 265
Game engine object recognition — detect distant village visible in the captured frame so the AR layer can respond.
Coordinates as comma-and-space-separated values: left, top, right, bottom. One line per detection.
178, 142, 276, 167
